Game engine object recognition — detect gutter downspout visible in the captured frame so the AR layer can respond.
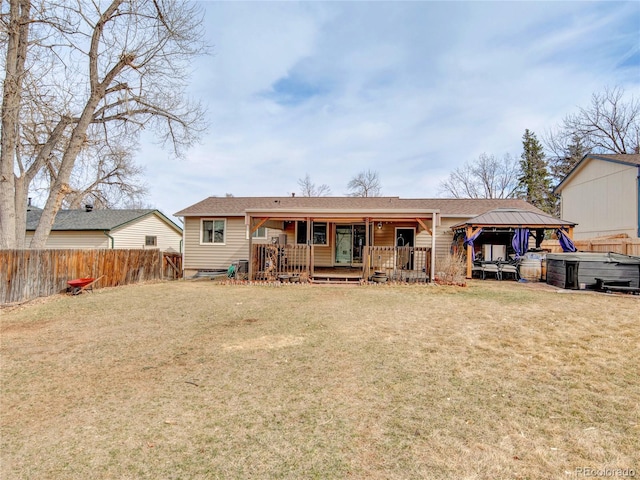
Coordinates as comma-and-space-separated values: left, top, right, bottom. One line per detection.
104, 230, 114, 248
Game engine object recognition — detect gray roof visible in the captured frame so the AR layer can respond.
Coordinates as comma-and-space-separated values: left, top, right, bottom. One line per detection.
26, 208, 182, 232
554, 153, 640, 193
451, 208, 576, 229
175, 196, 546, 217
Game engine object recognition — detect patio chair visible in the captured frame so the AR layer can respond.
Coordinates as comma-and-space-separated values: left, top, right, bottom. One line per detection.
500, 261, 519, 281
481, 262, 501, 280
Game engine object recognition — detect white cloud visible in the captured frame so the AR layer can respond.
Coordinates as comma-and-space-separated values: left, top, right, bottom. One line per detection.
135, 1, 640, 219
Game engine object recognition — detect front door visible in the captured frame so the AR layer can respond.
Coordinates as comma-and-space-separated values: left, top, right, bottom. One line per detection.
396, 228, 415, 270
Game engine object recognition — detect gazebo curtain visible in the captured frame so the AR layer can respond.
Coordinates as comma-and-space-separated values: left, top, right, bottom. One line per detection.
463, 228, 483, 248
556, 229, 577, 252
511, 228, 530, 258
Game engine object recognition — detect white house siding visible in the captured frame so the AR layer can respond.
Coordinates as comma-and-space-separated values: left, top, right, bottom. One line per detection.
110, 214, 182, 250
561, 160, 638, 239
24, 231, 109, 248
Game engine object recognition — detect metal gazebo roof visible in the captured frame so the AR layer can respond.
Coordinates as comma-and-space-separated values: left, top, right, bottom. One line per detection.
452, 208, 577, 231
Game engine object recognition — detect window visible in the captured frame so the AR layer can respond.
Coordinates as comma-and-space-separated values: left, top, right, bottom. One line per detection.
202, 219, 225, 244
145, 235, 157, 247
252, 226, 267, 238
313, 223, 327, 245
296, 221, 327, 245
296, 221, 307, 244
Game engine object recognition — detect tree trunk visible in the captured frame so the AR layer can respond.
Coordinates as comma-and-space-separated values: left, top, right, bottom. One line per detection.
30, 0, 125, 248
14, 177, 29, 248
0, 0, 31, 249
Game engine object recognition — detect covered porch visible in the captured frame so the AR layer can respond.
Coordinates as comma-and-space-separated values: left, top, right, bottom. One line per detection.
251, 244, 433, 283
246, 207, 439, 283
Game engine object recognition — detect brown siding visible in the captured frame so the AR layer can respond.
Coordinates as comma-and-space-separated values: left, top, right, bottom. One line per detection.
183, 217, 282, 272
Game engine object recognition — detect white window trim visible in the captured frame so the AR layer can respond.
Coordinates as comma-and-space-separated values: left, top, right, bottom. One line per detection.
145, 235, 158, 247
312, 222, 328, 246
252, 226, 267, 239
200, 218, 226, 245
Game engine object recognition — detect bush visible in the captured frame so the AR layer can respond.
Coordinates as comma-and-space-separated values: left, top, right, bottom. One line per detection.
435, 253, 467, 286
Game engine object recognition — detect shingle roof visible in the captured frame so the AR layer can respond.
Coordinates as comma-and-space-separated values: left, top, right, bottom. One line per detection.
587, 153, 640, 166
174, 196, 546, 217
26, 208, 182, 232
451, 208, 576, 229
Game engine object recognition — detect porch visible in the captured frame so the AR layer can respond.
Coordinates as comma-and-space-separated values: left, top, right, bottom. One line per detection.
251, 244, 432, 283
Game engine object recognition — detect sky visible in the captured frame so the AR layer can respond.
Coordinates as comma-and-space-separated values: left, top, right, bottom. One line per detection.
136, 1, 640, 219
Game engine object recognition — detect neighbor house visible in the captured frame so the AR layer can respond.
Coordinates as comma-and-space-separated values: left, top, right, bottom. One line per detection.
26, 206, 183, 251
554, 153, 640, 240
175, 196, 553, 281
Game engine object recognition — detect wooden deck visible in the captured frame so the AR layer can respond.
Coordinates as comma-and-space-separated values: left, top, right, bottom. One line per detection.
311, 267, 364, 283
251, 245, 432, 283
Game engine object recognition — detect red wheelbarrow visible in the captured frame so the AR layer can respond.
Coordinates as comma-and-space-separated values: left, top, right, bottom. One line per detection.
67, 275, 104, 295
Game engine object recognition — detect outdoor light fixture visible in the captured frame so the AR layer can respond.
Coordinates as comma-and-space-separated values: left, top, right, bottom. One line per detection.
377, 222, 383, 230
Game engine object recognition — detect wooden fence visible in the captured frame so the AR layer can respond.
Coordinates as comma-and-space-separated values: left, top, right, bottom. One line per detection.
0, 249, 182, 304
541, 236, 640, 256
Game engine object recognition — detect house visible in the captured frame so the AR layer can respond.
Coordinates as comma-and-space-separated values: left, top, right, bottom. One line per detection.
26, 206, 183, 251
554, 153, 640, 240
174, 196, 551, 281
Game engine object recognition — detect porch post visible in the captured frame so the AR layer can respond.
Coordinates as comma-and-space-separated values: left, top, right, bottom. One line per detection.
431, 213, 437, 281
364, 217, 370, 280
247, 215, 254, 281
466, 226, 473, 279
307, 218, 313, 279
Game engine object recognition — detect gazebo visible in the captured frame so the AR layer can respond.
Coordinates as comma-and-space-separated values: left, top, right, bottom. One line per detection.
451, 208, 578, 279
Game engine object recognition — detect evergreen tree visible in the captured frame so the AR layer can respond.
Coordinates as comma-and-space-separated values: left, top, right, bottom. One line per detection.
546, 134, 588, 216
547, 133, 589, 185
519, 129, 553, 214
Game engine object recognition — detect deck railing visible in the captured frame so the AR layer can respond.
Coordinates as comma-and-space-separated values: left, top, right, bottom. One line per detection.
252, 244, 310, 281
368, 246, 431, 282
251, 244, 431, 282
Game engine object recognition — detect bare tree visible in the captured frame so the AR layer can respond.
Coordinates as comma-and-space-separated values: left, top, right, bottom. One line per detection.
0, 0, 207, 248
297, 173, 331, 197
546, 86, 639, 158
347, 169, 382, 197
58, 146, 148, 210
439, 153, 521, 199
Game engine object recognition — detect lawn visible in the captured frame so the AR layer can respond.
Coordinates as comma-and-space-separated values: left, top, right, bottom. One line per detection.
1, 280, 638, 479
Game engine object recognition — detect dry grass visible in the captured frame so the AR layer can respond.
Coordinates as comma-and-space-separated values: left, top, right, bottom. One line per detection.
1, 280, 638, 479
